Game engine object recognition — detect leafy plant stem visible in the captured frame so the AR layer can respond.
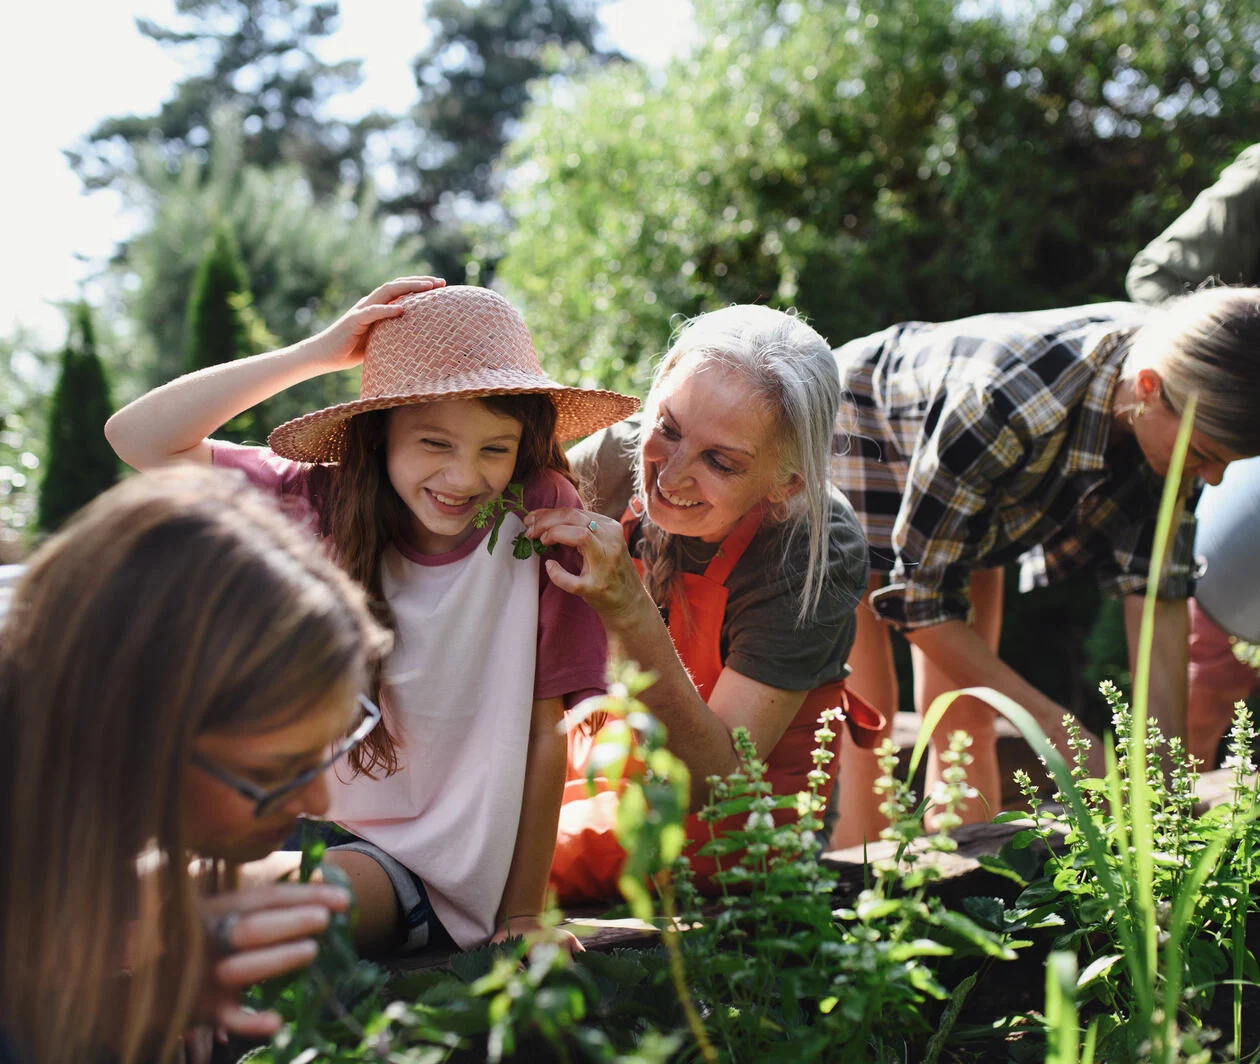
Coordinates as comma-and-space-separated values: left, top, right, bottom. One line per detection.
657, 875, 718, 1064
1130, 393, 1198, 1020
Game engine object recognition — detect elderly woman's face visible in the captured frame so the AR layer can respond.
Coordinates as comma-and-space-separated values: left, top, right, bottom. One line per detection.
641, 353, 795, 542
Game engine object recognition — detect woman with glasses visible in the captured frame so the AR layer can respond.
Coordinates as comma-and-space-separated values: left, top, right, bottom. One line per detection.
0, 466, 390, 1064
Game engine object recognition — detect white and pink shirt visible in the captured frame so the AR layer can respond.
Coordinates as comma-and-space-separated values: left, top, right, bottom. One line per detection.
213, 442, 607, 946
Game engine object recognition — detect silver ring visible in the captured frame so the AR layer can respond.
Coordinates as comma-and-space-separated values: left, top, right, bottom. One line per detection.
212, 911, 240, 954
586, 520, 599, 533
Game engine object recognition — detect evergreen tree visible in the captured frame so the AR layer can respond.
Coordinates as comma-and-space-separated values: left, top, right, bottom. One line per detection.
385, 0, 618, 281
187, 224, 254, 374
186, 224, 266, 441
38, 306, 119, 534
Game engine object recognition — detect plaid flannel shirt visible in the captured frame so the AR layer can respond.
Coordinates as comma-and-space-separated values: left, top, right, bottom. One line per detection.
832, 303, 1198, 629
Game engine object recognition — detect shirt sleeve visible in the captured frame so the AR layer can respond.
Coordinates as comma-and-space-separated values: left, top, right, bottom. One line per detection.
525, 471, 609, 706
892, 376, 1055, 629
210, 441, 321, 531
566, 415, 640, 519
1097, 501, 1198, 601
723, 493, 869, 690
1126, 144, 1260, 304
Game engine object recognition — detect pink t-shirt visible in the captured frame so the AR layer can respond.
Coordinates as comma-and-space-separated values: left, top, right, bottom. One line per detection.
211, 441, 607, 705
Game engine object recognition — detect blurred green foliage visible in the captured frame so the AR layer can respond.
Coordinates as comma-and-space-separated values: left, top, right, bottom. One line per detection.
66, 0, 379, 200
497, 0, 1259, 391
37, 305, 119, 534
111, 116, 426, 433
0, 330, 53, 559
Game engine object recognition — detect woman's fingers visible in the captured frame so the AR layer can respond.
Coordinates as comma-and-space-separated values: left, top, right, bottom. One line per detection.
213, 1003, 285, 1039
220, 903, 333, 953
214, 938, 320, 989
544, 558, 587, 595
213, 881, 352, 913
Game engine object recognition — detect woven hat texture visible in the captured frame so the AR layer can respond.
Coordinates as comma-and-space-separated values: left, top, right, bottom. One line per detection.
268, 286, 638, 462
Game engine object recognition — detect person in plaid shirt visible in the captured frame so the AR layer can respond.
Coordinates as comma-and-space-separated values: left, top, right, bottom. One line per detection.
828, 287, 1260, 846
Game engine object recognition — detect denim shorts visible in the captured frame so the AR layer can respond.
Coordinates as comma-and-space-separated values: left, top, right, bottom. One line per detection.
294, 822, 454, 951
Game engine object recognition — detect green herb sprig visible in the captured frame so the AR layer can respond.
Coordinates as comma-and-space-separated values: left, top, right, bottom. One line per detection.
472, 482, 550, 559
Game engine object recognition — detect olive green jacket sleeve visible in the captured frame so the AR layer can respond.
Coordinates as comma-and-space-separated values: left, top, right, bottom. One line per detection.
1126, 143, 1260, 305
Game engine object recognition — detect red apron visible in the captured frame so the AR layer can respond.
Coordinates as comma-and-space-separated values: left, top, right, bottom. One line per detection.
549, 505, 885, 904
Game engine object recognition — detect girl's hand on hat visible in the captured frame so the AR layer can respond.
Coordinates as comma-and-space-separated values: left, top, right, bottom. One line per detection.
524, 508, 647, 622
301, 276, 446, 372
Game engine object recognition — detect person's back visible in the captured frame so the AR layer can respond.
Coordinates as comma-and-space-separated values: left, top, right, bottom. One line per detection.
1127, 144, 1260, 304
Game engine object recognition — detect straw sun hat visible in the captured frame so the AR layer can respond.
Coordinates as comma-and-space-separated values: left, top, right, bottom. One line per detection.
268, 286, 640, 463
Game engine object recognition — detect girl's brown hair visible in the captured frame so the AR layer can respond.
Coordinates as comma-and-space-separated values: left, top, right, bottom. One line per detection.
0, 467, 389, 1064
307, 392, 574, 775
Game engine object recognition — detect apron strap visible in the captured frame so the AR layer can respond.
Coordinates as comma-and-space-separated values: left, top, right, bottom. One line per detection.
703, 506, 764, 585
619, 497, 763, 587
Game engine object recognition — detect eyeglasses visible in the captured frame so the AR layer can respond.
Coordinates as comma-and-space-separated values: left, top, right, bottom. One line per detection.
192, 694, 382, 818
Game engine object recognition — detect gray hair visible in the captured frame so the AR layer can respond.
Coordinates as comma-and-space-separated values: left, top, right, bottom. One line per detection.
634, 304, 841, 624
1125, 286, 1260, 456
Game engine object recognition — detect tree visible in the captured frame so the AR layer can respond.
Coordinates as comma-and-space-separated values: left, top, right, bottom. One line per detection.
496, 0, 1260, 391
67, 0, 381, 200
38, 305, 119, 534
384, 0, 616, 281
186, 224, 272, 441
187, 224, 256, 373
110, 117, 427, 433
0, 328, 55, 558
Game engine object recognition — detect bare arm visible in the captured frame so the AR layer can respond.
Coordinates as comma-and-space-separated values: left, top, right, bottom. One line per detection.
524, 508, 809, 800
104, 276, 444, 470
1124, 594, 1189, 744
905, 619, 1089, 755
494, 696, 578, 947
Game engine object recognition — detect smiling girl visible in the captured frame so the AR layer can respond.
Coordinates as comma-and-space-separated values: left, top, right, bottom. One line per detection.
106, 280, 638, 953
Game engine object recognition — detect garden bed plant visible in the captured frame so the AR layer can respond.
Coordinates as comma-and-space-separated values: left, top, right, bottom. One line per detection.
240, 399, 1260, 1063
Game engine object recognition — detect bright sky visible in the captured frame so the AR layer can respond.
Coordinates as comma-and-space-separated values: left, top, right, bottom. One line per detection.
0, 0, 696, 348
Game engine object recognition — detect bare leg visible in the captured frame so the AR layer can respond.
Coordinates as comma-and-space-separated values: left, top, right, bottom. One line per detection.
237, 848, 403, 954
829, 573, 898, 851
916, 567, 1004, 828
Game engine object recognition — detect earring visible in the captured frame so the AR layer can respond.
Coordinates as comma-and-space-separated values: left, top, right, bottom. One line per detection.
1129, 401, 1146, 426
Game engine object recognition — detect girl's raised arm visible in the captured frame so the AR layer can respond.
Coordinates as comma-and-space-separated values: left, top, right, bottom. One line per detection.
105, 276, 444, 470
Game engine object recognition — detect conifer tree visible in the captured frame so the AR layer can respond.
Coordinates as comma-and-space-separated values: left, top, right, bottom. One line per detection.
186, 225, 264, 441
38, 305, 119, 533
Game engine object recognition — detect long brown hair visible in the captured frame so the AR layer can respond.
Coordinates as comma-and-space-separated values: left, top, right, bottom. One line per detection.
307, 392, 575, 775
0, 467, 389, 1064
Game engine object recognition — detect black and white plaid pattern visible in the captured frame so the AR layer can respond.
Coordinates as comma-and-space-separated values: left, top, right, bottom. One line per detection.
831, 303, 1198, 628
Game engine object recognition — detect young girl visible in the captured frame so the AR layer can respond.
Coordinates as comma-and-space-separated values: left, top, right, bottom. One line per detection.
1, 466, 386, 1064
106, 278, 638, 952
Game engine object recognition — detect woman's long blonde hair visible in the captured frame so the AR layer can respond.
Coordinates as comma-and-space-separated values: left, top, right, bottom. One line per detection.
634, 305, 841, 625
0, 467, 389, 1064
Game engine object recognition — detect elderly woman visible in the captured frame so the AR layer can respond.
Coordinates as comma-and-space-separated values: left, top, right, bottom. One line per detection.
523, 305, 876, 901
827, 287, 1260, 847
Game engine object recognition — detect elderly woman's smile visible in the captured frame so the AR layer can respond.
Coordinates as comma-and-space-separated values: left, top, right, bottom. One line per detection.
641, 354, 789, 542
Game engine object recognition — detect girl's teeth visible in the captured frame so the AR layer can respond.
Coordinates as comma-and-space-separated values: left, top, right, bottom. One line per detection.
433, 492, 470, 505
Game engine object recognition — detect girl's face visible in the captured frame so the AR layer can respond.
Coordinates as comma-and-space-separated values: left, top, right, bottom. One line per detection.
641, 353, 798, 542
183, 680, 360, 863
386, 400, 523, 554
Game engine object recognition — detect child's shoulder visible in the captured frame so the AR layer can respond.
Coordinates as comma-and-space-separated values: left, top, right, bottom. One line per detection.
521, 468, 582, 510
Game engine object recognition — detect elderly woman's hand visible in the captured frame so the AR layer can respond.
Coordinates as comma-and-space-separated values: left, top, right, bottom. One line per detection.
523, 508, 648, 622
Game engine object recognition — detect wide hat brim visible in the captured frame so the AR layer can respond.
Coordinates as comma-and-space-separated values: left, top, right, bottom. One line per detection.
267, 285, 640, 462
268, 379, 639, 463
